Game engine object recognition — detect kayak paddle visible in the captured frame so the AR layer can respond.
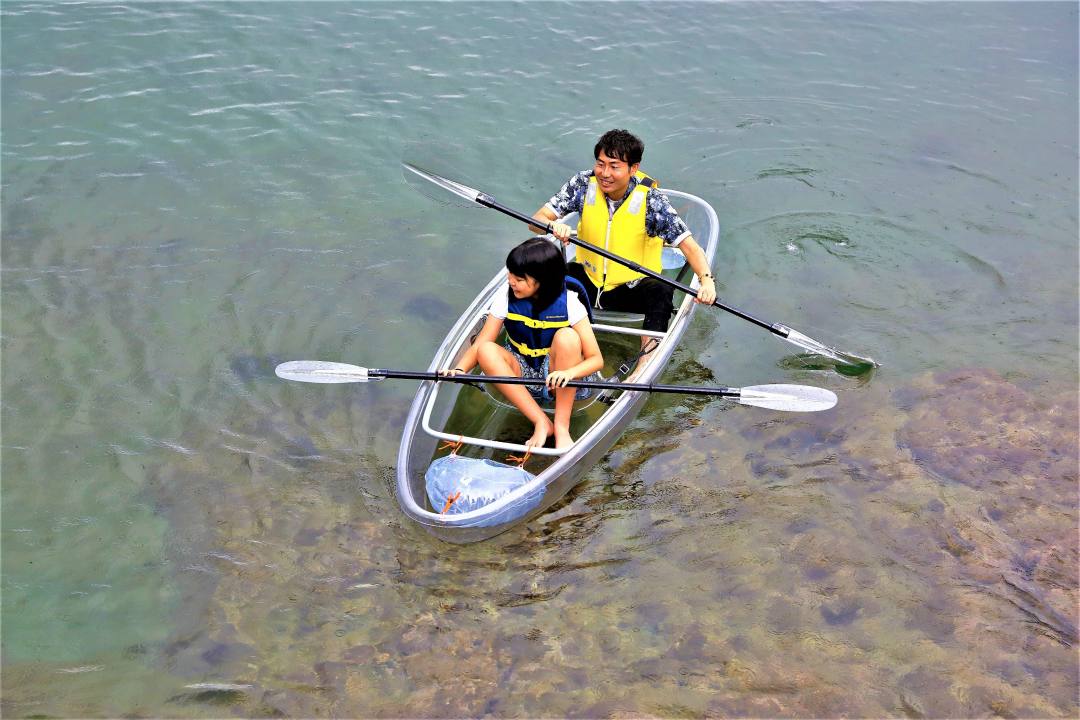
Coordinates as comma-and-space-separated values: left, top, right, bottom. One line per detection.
402, 162, 877, 373
275, 361, 838, 412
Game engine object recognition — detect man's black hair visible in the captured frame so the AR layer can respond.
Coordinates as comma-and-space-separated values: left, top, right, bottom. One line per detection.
594, 129, 644, 166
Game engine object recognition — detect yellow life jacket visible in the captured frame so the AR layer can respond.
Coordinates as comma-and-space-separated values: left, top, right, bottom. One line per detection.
576, 170, 662, 291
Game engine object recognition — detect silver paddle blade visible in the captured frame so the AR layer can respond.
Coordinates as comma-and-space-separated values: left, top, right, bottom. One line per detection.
275, 361, 378, 384
738, 384, 838, 412
782, 327, 878, 371
402, 162, 482, 204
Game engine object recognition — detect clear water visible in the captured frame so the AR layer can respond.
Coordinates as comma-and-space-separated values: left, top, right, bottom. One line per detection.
3, 2, 1076, 717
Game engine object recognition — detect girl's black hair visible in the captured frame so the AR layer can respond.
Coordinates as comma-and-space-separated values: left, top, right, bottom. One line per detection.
506, 237, 566, 310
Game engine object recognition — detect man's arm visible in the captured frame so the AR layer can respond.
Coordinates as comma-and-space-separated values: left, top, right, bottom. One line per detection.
676, 235, 717, 305
530, 206, 558, 235
532, 172, 590, 243
645, 189, 717, 305
532, 206, 574, 245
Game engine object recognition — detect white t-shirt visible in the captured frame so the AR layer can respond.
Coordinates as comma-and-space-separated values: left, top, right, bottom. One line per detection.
488, 288, 589, 326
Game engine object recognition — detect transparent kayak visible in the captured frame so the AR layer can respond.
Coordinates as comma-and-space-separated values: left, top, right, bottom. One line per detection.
395, 189, 720, 543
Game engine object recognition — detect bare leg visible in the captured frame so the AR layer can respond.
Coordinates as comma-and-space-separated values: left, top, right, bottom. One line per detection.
625, 336, 659, 383
476, 341, 552, 449
548, 328, 585, 450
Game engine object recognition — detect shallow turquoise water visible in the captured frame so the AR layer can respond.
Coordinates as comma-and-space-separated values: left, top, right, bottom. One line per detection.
2, 2, 1077, 717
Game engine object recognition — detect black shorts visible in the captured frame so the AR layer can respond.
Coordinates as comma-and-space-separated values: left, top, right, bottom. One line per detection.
567, 262, 675, 332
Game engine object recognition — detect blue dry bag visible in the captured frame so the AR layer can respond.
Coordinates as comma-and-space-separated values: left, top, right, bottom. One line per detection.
425, 455, 543, 527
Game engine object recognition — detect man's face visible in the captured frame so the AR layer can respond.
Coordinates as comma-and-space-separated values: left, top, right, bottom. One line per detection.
593, 150, 639, 200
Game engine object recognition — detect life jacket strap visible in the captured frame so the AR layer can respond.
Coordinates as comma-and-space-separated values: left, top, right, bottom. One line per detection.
507, 336, 550, 358
504, 312, 570, 330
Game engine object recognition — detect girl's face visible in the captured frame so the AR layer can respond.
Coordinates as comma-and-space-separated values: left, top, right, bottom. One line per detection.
507, 271, 539, 299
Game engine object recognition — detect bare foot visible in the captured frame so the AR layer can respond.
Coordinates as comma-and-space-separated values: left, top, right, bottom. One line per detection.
525, 417, 554, 450
625, 338, 661, 384
625, 352, 653, 384
553, 426, 574, 450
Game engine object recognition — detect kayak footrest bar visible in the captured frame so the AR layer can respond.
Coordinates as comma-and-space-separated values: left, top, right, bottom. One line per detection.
420, 380, 567, 456
590, 323, 668, 339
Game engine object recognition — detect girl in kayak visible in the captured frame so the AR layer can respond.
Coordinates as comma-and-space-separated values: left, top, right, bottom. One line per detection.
440, 237, 604, 450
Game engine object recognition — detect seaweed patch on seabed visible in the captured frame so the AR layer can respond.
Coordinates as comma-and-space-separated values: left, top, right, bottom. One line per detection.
136, 376, 411, 715
641, 367, 1078, 718
401, 292, 456, 326
896, 368, 1079, 645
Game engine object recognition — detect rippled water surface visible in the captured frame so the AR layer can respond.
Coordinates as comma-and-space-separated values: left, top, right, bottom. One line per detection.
3, 2, 1077, 717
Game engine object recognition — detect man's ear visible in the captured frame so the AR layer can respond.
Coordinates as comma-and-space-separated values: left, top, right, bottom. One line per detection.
629, 162, 640, 175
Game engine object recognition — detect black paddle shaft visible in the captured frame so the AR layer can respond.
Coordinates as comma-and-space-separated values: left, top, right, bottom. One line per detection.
370, 368, 739, 398
474, 193, 789, 338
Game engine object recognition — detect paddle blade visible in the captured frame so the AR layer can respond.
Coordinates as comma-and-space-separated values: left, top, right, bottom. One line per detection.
737, 384, 838, 412
402, 162, 482, 205
781, 327, 878, 373
275, 361, 377, 384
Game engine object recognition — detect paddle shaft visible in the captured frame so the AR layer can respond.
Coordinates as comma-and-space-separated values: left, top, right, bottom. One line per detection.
475, 193, 788, 337
370, 367, 740, 398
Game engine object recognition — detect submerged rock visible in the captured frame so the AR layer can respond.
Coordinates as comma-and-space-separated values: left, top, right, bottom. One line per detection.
897, 368, 1077, 493
402, 293, 455, 325
896, 368, 1079, 651
228, 354, 284, 382
167, 685, 252, 706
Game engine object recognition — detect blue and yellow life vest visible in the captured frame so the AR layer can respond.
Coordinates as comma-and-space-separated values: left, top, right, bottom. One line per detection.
504, 277, 593, 370
576, 170, 662, 291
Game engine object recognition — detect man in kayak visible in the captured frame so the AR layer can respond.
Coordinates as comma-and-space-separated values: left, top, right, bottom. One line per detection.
530, 129, 717, 376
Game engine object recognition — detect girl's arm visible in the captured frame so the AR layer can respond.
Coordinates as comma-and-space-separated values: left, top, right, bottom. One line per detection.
547, 319, 605, 387
440, 314, 503, 375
